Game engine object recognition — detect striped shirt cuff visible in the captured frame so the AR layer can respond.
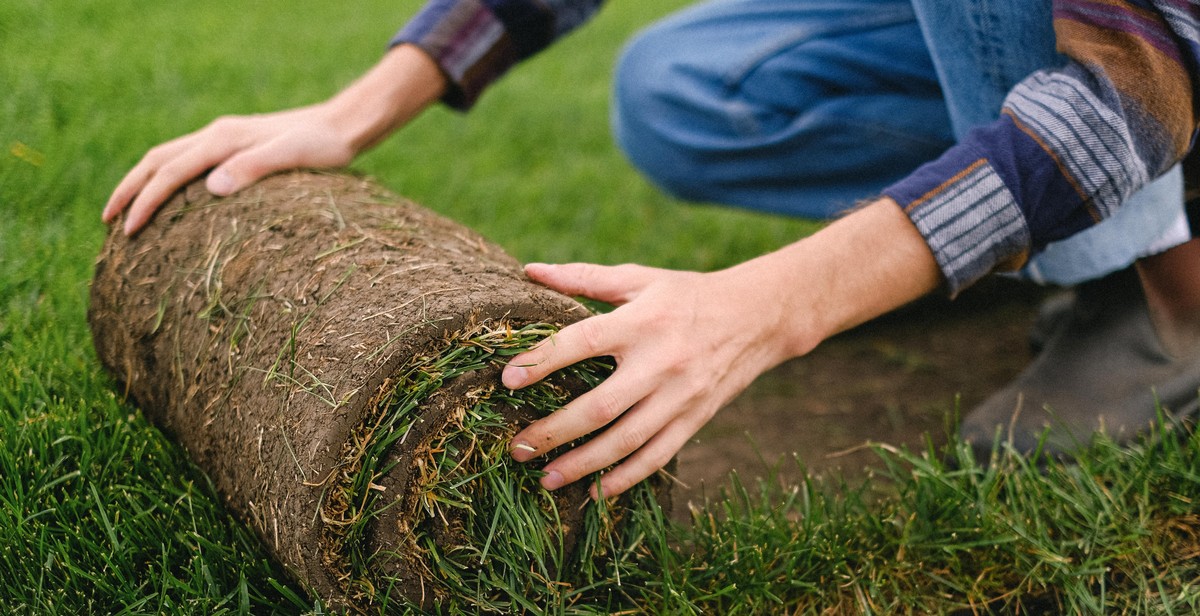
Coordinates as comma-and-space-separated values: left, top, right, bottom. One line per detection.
884, 155, 1031, 297
391, 0, 517, 109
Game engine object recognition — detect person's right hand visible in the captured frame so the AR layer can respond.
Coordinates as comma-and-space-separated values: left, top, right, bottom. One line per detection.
103, 105, 360, 235
103, 44, 447, 236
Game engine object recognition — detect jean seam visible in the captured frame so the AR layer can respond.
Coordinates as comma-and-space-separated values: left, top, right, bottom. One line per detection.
970, 0, 1011, 95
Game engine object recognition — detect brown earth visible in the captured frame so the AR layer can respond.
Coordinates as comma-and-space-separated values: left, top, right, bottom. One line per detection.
88, 171, 613, 611
671, 276, 1051, 516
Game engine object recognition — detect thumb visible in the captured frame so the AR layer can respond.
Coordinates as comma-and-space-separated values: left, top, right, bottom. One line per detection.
206, 139, 298, 195
205, 167, 242, 196
525, 262, 660, 305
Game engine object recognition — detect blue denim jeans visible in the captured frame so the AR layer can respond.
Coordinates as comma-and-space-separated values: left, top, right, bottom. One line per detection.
612, 0, 1189, 286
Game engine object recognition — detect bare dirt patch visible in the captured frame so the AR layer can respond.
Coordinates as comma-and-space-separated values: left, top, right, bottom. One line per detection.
672, 277, 1049, 515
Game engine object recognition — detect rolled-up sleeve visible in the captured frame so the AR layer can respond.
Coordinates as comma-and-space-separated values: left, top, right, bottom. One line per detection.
884, 0, 1200, 296
391, 0, 603, 109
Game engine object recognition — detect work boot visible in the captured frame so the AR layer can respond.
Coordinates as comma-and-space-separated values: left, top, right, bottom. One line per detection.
958, 266, 1200, 461
1026, 291, 1073, 355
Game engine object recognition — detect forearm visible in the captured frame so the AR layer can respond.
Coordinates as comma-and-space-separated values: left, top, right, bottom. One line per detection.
732, 197, 942, 357
322, 44, 447, 154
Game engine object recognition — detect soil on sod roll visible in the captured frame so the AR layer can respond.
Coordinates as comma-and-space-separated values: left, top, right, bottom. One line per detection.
88, 171, 664, 612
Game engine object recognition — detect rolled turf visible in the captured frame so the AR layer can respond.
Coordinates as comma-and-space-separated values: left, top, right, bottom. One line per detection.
88, 171, 665, 613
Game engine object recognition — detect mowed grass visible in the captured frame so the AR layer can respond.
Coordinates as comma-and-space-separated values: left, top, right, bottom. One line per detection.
0, 0, 810, 612
4, 0, 1200, 614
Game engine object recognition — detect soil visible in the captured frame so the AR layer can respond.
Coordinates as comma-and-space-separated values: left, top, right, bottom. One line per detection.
671, 276, 1052, 517
88, 171, 599, 611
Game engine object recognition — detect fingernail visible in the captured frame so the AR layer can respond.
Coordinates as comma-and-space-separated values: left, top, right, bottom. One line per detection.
207, 169, 235, 195
502, 366, 527, 389
523, 263, 551, 276
541, 470, 565, 491
510, 442, 535, 461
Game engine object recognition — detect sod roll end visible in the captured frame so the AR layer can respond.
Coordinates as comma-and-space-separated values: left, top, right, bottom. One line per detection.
89, 171, 669, 612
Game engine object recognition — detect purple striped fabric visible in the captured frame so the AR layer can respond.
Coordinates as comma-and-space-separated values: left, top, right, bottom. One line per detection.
886, 0, 1199, 294
392, 0, 602, 108
392, 0, 1199, 295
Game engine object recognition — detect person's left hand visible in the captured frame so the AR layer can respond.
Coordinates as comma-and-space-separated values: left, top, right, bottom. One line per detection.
502, 261, 809, 499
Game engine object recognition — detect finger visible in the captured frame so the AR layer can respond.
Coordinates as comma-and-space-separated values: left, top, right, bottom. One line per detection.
209, 134, 337, 196
509, 371, 655, 462
103, 137, 198, 223
119, 118, 261, 234
103, 165, 154, 223
536, 404, 696, 497
502, 314, 614, 389
525, 262, 659, 306
590, 421, 694, 499
122, 150, 232, 235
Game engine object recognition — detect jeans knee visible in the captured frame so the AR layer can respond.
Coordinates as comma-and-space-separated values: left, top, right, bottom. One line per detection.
609, 2, 952, 214
611, 26, 701, 199
611, 17, 854, 204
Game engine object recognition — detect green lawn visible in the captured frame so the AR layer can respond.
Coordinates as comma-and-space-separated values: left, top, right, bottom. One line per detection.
4, 1, 1200, 614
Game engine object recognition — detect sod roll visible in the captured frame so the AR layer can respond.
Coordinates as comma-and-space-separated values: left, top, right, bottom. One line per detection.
89, 171, 661, 613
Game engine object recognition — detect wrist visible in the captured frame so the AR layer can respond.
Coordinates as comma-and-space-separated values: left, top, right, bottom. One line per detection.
730, 198, 942, 361
717, 254, 825, 362
323, 44, 447, 154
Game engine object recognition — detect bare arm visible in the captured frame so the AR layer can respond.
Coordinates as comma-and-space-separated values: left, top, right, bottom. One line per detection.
103, 44, 446, 235
502, 198, 942, 498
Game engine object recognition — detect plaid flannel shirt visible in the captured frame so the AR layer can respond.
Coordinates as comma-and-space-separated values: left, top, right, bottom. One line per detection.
393, 0, 1200, 295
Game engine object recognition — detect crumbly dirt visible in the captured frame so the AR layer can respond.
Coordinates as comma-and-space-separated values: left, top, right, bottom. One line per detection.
671, 277, 1049, 517
88, 171, 601, 611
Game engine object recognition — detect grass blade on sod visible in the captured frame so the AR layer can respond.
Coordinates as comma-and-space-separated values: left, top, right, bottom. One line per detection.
87, 171, 669, 613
